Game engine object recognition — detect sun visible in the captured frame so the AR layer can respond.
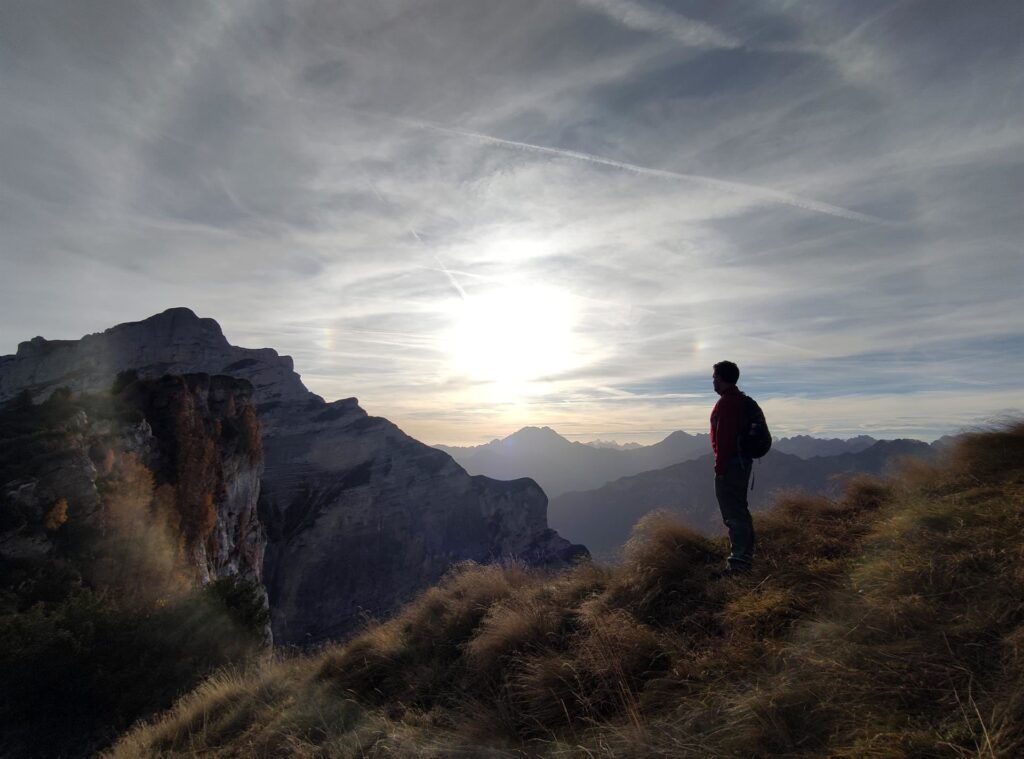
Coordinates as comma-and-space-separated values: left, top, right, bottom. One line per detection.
446, 284, 579, 386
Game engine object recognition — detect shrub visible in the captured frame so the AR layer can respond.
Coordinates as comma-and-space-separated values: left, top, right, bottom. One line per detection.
0, 583, 264, 758
44, 498, 68, 531
111, 369, 140, 395
203, 575, 271, 641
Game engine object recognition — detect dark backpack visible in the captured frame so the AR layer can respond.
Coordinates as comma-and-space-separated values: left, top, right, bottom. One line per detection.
738, 393, 772, 458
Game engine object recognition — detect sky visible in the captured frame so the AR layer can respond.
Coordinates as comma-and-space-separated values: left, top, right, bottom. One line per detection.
1, 0, 1022, 445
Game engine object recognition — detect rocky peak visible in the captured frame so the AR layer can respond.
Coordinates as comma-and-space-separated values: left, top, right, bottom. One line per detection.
2, 308, 317, 431
506, 426, 568, 445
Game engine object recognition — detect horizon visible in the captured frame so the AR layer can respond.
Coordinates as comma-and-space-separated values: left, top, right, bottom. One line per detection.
2, 304, 992, 447
2, 2, 1022, 447
432, 423, 941, 449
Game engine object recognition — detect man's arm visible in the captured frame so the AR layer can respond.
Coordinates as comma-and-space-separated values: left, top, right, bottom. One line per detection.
714, 395, 739, 475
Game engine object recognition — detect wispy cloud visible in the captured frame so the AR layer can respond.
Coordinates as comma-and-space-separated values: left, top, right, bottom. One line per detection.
361, 109, 889, 224
576, 0, 740, 49
1, 0, 1021, 446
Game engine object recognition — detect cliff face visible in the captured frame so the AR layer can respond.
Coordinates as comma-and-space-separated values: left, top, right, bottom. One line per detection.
259, 406, 582, 642
0, 374, 266, 594
0, 309, 585, 645
124, 374, 266, 587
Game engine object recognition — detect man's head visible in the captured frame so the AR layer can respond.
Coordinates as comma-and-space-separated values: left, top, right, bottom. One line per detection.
712, 361, 740, 395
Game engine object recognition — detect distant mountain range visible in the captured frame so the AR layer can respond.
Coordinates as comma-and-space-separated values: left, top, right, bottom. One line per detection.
773, 434, 878, 457
436, 427, 906, 499
436, 427, 710, 498
583, 439, 643, 450
548, 439, 937, 561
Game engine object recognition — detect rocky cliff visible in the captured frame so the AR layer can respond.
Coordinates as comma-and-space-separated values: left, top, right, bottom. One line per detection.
0, 373, 266, 595
121, 373, 266, 587
0, 308, 585, 645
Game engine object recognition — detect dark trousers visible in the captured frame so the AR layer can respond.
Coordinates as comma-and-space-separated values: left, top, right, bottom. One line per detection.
715, 457, 754, 567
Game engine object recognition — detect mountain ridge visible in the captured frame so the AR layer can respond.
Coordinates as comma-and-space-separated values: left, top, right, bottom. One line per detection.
436, 424, 925, 499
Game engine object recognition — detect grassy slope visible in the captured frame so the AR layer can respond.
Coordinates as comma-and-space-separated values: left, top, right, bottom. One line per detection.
110, 422, 1024, 758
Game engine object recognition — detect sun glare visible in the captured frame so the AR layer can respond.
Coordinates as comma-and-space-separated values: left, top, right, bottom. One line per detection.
447, 284, 579, 386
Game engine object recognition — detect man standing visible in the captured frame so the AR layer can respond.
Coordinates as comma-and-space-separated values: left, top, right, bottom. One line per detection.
710, 360, 754, 576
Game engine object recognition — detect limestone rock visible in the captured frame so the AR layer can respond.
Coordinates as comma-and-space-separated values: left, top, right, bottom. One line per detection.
124, 373, 267, 587
0, 375, 266, 594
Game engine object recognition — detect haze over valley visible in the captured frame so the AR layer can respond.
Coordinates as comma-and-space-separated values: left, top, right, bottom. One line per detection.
437, 424, 889, 498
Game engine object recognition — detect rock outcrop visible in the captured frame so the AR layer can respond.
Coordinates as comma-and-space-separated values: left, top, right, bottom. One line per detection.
0, 308, 586, 644
0, 374, 266, 592
122, 373, 267, 587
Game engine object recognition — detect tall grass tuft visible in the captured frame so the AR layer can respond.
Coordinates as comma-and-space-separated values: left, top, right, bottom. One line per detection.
602, 511, 721, 632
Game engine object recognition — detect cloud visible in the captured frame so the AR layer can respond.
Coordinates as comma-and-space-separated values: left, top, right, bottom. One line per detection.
576, 0, 740, 49
1, 0, 1021, 446
360, 108, 888, 224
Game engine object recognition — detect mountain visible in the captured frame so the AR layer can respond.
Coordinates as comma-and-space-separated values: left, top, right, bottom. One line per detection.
438, 426, 898, 498
772, 434, 878, 458
548, 439, 936, 560
437, 427, 621, 497
583, 439, 643, 450
436, 427, 710, 497
0, 309, 584, 645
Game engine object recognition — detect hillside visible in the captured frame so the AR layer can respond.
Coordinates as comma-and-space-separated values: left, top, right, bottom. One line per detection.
111, 421, 1024, 758
549, 439, 935, 560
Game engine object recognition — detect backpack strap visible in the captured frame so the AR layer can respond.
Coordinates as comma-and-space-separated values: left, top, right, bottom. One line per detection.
735, 391, 748, 453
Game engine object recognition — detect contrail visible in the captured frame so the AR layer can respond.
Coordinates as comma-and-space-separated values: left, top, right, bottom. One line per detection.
364, 175, 468, 300
408, 229, 468, 300
432, 253, 467, 300
360, 109, 888, 225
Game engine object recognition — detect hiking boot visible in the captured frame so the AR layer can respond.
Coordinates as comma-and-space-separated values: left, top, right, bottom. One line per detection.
711, 563, 752, 580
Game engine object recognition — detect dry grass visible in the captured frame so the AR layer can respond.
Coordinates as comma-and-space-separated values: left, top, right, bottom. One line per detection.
109, 421, 1024, 758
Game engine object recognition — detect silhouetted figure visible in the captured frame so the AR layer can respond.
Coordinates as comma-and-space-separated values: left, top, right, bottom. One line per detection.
710, 361, 754, 577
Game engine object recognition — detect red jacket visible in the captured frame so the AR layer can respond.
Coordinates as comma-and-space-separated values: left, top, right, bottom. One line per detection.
710, 386, 743, 475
